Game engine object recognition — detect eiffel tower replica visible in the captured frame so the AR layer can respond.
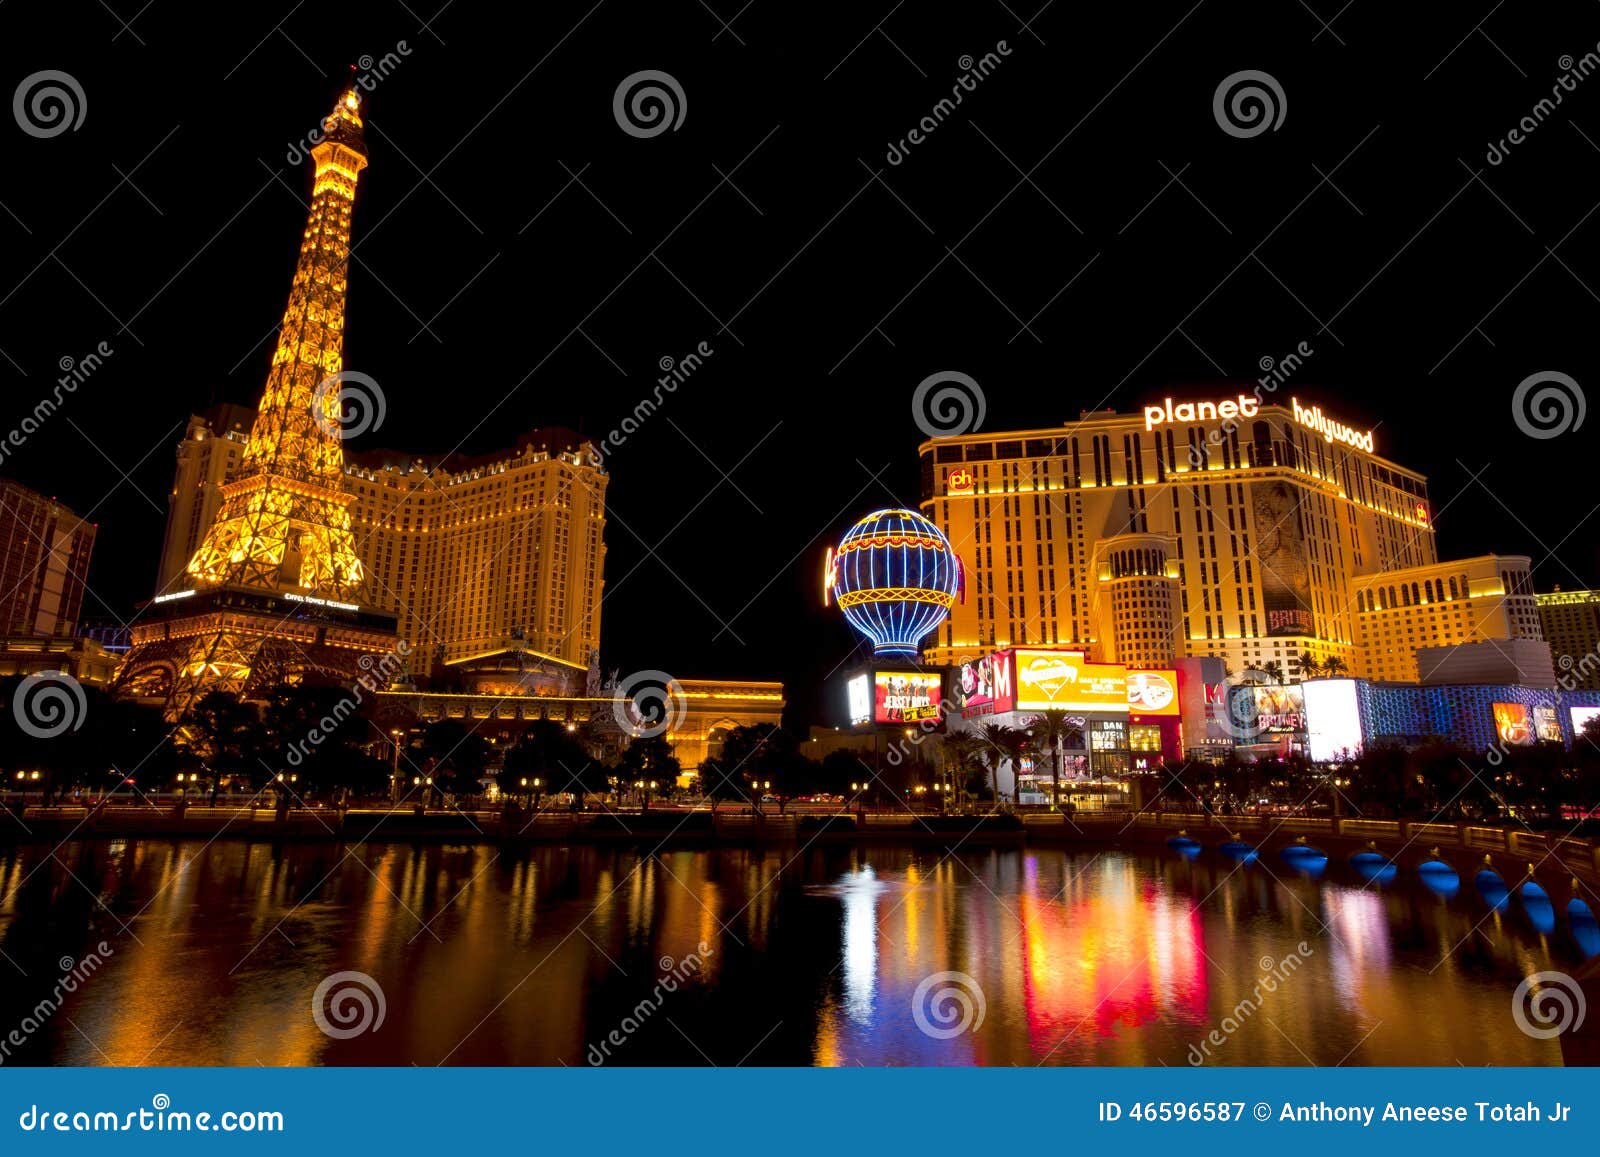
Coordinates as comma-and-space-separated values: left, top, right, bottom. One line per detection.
117, 83, 399, 720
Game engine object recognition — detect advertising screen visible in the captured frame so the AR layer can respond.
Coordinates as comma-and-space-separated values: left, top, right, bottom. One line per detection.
1492, 702, 1533, 746
1013, 650, 1128, 713
1252, 480, 1314, 637
1533, 705, 1562, 744
1303, 678, 1362, 762
1571, 705, 1600, 738
956, 651, 1014, 716
1229, 684, 1306, 735
846, 674, 870, 727
1126, 669, 1180, 716
874, 671, 942, 724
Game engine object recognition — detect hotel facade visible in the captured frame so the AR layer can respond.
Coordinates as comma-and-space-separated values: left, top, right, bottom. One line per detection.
156, 405, 608, 675
917, 393, 1543, 684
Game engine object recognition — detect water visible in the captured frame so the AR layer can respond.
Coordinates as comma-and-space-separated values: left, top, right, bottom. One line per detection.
0, 839, 1586, 1066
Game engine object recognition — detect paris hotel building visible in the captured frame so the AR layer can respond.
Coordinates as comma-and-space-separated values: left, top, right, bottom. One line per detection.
917, 392, 1546, 683
156, 405, 607, 670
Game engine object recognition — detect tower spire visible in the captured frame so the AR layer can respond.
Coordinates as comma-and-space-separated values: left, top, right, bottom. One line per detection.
184, 85, 369, 599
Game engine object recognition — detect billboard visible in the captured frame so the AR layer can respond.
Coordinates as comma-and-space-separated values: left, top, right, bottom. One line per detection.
1492, 702, 1533, 746
1572, 705, 1600, 738
1126, 669, 1180, 716
1252, 479, 1314, 637
956, 651, 1014, 716
846, 674, 870, 727
1229, 684, 1306, 735
1533, 705, 1562, 744
1303, 678, 1362, 762
1014, 650, 1128, 713
874, 671, 942, 724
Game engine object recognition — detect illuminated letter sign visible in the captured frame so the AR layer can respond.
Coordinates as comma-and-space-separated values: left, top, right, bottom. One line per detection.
1143, 394, 1259, 432
1290, 397, 1375, 453
1013, 650, 1128, 713
946, 467, 975, 494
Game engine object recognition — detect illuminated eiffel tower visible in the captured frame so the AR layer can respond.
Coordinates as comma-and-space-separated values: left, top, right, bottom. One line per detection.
117, 83, 398, 719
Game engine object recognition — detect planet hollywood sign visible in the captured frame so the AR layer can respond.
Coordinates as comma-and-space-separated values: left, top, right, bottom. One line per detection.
1141, 394, 1375, 455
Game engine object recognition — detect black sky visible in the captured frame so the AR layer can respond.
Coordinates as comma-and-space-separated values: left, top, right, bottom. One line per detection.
3, 1, 1599, 729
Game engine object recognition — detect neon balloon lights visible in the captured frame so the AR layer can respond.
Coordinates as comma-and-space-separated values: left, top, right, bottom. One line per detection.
824, 508, 963, 658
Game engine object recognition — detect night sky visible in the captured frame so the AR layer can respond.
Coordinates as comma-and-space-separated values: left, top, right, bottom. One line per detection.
3, 1, 1599, 729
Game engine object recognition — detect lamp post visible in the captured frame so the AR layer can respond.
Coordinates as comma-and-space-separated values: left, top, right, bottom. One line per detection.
389, 729, 404, 803
533, 777, 543, 811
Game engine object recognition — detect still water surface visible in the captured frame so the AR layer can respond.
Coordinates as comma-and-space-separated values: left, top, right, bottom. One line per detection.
0, 839, 1587, 1066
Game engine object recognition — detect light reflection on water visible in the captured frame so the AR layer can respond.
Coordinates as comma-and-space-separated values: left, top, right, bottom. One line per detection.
0, 840, 1582, 1066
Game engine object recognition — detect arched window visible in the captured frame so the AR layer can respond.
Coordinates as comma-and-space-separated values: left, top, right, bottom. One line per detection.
1448, 576, 1459, 600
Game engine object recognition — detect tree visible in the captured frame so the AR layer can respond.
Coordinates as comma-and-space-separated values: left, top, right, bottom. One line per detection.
618, 735, 680, 803
1295, 653, 1324, 680
186, 691, 267, 788
1323, 655, 1348, 677
698, 724, 794, 802
1029, 710, 1077, 810
975, 723, 1029, 809
419, 719, 492, 803
938, 731, 984, 808
1257, 660, 1287, 683
499, 720, 593, 798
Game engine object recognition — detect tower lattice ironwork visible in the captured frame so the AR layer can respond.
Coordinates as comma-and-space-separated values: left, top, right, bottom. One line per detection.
116, 85, 399, 720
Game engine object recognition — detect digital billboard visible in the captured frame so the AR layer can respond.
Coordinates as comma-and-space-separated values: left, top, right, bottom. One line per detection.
1304, 678, 1362, 762
1252, 480, 1313, 637
1013, 650, 1128, 713
1492, 702, 1533, 746
1533, 705, 1562, 744
874, 671, 942, 724
846, 674, 870, 727
956, 651, 1014, 716
1571, 705, 1600, 738
1229, 684, 1306, 735
1126, 669, 1179, 716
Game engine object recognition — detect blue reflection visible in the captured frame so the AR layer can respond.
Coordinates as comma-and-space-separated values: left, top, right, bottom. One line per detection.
1475, 869, 1509, 911
1418, 859, 1460, 899
1280, 844, 1328, 875
1521, 894, 1557, 936
1570, 908, 1600, 959
1218, 840, 1259, 864
1350, 851, 1397, 885
1166, 836, 1202, 855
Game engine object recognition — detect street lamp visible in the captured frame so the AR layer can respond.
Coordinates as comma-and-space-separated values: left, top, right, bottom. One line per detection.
389, 729, 404, 803
533, 777, 543, 810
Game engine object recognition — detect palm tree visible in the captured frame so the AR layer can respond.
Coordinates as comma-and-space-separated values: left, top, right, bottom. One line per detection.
1323, 655, 1348, 677
1258, 660, 1286, 683
1295, 653, 1324, 680
938, 731, 984, 811
1031, 709, 1075, 811
975, 723, 1029, 811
